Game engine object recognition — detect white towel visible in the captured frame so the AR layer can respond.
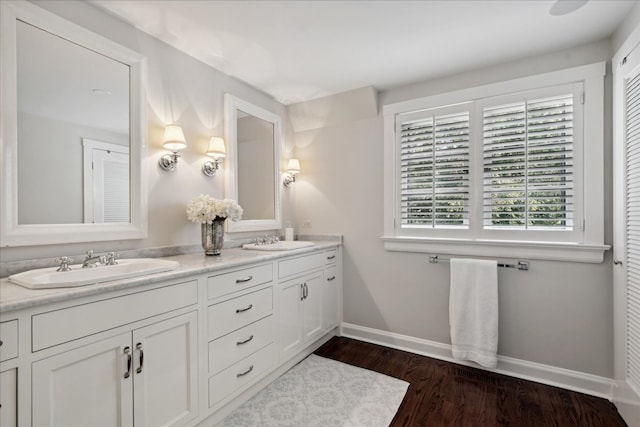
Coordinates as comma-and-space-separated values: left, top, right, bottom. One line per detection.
449, 258, 498, 368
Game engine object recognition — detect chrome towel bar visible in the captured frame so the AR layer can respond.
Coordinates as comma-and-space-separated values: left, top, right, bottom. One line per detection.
429, 255, 529, 271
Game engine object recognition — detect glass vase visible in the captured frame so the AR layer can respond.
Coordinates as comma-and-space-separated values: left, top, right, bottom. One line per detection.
201, 218, 225, 255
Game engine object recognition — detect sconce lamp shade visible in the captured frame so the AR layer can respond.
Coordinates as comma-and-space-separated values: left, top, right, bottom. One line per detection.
206, 137, 226, 158
287, 158, 301, 175
162, 125, 187, 151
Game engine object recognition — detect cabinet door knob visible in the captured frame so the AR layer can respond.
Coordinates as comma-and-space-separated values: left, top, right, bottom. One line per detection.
236, 304, 253, 313
136, 343, 144, 374
123, 346, 132, 379
236, 365, 254, 378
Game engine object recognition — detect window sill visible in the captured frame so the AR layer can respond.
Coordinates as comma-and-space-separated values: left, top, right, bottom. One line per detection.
381, 236, 610, 263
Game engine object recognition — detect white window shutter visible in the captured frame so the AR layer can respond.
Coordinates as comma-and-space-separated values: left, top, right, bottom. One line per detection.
482, 94, 574, 230
625, 69, 640, 390
400, 110, 470, 228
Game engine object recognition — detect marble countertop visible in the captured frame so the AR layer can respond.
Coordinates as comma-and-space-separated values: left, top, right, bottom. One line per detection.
0, 241, 340, 313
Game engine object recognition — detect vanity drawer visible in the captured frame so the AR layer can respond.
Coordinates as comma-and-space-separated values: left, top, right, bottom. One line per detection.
208, 287, 273, 339
32, 280, 198, 351
208, 263, 273, 300
325, 249, 337, 265
278, 252, 324, 279
0, 320, 18, 362
208, 315, 273, 375
208, 343, 274, 407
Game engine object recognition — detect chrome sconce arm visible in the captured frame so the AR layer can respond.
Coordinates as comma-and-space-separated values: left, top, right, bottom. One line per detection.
283, 173, 296, 187
159, 151, 181, 171
202, 158, 221, 176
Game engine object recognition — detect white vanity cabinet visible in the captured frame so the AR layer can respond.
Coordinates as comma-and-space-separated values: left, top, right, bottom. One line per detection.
206, 263, 276, 408
275, 252, 326, 362
32, 311, 198, 427
0, 367, 17, 427
323, 248, 342, 332
30, 279, 199, 427
0, 242, 342, 427
0, 319, 19, 427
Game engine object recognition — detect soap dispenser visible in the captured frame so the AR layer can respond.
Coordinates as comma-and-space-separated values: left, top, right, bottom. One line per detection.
285, 224, 294, 241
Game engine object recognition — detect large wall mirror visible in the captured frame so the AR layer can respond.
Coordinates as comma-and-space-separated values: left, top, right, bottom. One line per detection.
1, 1, 147, 246
225, 94, 282, 233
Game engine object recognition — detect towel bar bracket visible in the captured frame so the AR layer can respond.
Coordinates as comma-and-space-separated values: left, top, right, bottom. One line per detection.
429, 255, 529, 271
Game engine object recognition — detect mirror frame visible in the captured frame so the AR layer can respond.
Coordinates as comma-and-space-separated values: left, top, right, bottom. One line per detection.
225, 94, 282, 233
0, 1, 148, 246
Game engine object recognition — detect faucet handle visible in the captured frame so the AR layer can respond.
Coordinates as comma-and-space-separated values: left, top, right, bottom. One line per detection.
105, 252, 119, 265
55, 256, 74, 272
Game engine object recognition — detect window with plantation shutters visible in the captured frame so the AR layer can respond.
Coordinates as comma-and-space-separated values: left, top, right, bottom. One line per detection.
384, 62, 606, 261
399, 109, 470, 229
482, 94, 574, 230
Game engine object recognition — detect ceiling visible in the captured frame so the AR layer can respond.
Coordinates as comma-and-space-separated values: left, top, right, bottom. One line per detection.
91, 0, 637, 105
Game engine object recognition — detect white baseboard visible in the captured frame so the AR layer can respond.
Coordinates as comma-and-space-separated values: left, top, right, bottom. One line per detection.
341, 322, 614, 400
613, 380, 640, 427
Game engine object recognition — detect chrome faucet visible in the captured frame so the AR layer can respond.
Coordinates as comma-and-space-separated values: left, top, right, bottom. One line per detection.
55, 256, 74, 272
255, 235, 280, 245
105, 252, 119, 266
82, 250, 106, 268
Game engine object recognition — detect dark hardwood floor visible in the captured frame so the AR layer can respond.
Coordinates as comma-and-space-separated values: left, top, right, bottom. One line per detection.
314, 336, 627, 427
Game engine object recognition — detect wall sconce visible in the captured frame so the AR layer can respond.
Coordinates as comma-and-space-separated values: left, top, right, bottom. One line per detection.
202, 137, 226, 177
158, 124, 187, 171
283, 158, 301, 187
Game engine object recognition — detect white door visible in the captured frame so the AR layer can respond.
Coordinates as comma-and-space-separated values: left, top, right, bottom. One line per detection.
302, 271, 324, 344
613, 25, 640, 427
82, 138, 130, 224
275, 278, 304, 361
32, 333, 133, 427
132, 312, 198, 427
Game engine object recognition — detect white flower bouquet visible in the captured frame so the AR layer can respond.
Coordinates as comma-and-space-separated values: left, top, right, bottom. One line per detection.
186, 194, 243, 223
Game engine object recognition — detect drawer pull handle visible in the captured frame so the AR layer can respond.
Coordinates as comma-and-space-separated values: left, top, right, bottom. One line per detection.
237, 365, 254, 378
327, 276, 336, 281
136, 343, 144, 374
236, 304, 253, 313
327, 255, 336, 260
236, 276, 253, 283
236, 335, 254, 345
123, 346, 132, 379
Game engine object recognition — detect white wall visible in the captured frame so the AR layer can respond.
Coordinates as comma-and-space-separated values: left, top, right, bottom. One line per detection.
0, 0, 295, 262
292, 40, 615, 377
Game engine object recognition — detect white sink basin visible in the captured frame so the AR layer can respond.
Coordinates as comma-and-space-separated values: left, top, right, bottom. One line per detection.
8, 258, 180, 289
242, 241, 315, 251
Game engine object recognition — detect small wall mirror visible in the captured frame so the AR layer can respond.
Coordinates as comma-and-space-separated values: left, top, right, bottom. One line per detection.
225, 94, 282, 233
1, 1, 147, 246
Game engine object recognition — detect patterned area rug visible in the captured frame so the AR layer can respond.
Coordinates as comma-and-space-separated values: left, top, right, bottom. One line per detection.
217, 354, 409, 427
